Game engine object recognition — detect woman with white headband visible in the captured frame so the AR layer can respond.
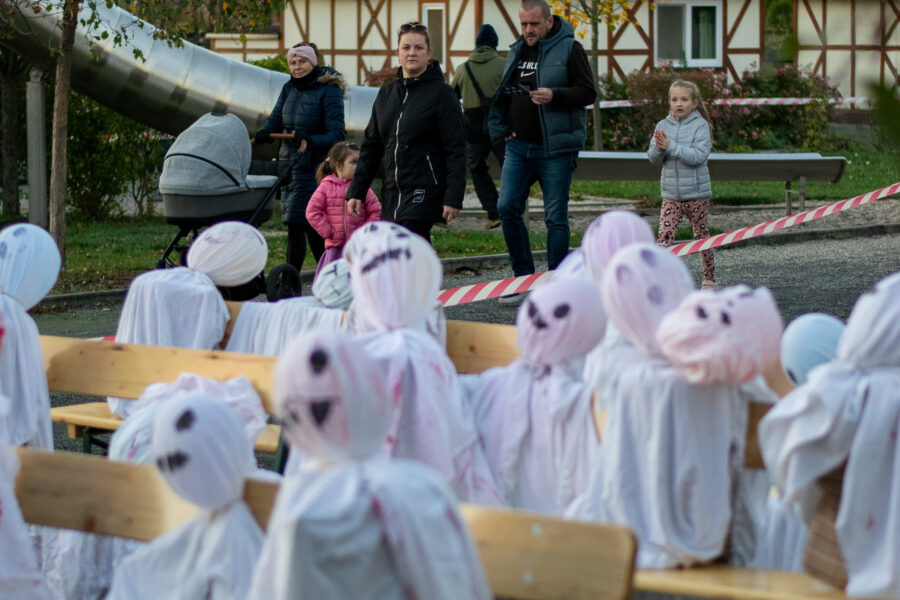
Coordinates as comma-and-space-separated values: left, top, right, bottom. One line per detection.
0, 223, 61, 448
759, 271, 900, 598
108, 394, 264, 600
247, 333, 492, 600
464, 276, 606, 513
110, 221, 267, 417
332, 222, 502, 504
253, 43, 346, 273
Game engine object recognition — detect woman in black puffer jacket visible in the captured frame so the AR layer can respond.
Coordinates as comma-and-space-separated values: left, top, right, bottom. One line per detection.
254, 43, 346, 270
347, 22, 466, 241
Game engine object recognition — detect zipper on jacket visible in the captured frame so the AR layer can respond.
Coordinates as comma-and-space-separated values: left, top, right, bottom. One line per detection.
674, 118, 681, 199
425, 153, 438, 185
393, 88, 410, 221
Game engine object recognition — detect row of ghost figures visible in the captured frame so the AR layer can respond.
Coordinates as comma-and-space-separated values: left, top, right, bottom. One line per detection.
0, 213, 897, 599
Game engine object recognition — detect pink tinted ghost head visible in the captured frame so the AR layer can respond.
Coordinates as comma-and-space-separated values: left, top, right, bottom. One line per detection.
516, 276, 606, 366
601, 243, 695, 357
657, 285, 784, 384
346, 222, 441, 331
838, 271, 900, 369
581, 211, 655, 285
275, 332, 393, 463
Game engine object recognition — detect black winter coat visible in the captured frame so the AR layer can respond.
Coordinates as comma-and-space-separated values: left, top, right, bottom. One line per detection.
260, 67, 346, 223
347, 61, 466, 223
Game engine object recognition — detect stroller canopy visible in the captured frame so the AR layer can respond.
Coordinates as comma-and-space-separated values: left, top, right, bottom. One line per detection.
159, 113, 277, 196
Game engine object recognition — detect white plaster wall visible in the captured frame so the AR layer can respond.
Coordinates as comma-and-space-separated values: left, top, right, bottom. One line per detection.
796, 0, 823, 45
727, 0, 761, 49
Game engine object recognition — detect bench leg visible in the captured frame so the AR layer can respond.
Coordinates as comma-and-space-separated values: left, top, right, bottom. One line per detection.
784, 181, 792, 215
82, 426, 94, 454
798, 176, 806, 213
274, 434, 290, 475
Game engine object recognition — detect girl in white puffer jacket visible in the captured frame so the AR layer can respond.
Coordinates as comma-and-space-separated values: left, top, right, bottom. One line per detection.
648, 79, 716, 288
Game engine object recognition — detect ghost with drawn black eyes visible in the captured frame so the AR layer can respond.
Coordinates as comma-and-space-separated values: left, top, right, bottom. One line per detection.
317, 223, 504, 505
246, 333, 492, 600
462, 277, 606, 513
107, 394, 263, 600
568, 244, 777, 569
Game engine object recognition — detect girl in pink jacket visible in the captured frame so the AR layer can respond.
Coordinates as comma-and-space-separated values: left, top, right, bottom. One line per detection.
307, 142, 381, 280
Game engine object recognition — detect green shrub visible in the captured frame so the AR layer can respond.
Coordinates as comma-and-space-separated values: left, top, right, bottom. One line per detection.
595, 63, 840, 152
248, 55, 289, 73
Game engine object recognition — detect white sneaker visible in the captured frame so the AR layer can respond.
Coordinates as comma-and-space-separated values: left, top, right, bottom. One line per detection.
497, 292, 525, 305
701, 279, 718, 290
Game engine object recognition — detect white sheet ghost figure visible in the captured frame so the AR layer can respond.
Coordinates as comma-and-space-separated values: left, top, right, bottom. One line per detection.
311, 257, 353, 310
0, 223, 60, 448
108, 393, 263, 600
110, 221, 267, 417
247, 332, 493, 600
568, 244, 771, 568
656, 285, 787, 568
464, 276, 606, 513
333, 222, 503, 505
579, 211, 656, 405
780, 312, 844, 386
759, 271, 900, 598
0, 312, 53, 600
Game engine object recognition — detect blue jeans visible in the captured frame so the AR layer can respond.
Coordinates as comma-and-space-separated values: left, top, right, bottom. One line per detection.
498, 138, 577, 275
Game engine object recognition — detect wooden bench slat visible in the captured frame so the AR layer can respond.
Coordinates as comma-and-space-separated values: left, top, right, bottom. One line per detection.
14, 447, 636, 600
633, 564, 847, 600
446, 320, 520, 374
50, 402, 282, 453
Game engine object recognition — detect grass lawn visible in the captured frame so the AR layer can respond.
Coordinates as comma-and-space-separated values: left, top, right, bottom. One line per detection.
46, 148, 897, 295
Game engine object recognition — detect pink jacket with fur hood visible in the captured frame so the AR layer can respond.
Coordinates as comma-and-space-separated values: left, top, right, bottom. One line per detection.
306, 174, 381, 248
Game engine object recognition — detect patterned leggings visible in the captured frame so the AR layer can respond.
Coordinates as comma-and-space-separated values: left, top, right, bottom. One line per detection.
657, 197, 715, 282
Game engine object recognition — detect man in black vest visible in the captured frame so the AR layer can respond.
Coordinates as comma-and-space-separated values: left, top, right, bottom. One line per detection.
451, 24, 507, 230
488, 0, 595, 302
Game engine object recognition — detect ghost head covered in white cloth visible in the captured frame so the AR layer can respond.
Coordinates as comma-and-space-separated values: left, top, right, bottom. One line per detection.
311, 257, 353, 309
581, 210, 655, 285
247, 333, 492, 600
110, 222, 266, 417
108, 394, 263, 600
780, 313, 844, 386
657, 286, 784, 384
569, 244, 774, 568
0, 223, 60, 448
466, 277, 606, 512
759, 271, 900, 598
338, 223, 502, 504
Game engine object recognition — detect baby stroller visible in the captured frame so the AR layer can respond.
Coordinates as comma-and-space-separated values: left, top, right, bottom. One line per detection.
157, 112, 300, 301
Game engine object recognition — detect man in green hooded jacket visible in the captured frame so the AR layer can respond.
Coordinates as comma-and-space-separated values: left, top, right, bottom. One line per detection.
451, 24, 506, 229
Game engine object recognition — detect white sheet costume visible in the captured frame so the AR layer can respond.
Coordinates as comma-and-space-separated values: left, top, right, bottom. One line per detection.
0, 224, 60, 448
579, 211, 655, 406
568, 246, 779, 568
247, 333, 492, 600
42, 374, 268, 600
110, 221, 267, 417
464, 277, 606, 512
0, 391, 53, 600
336, 223, 503, 505
108, 394, 264, 600
225, 297, 344, 355
759, 271, 900, 598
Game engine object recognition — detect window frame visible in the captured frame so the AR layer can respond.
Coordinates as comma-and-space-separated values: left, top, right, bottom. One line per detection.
654, 0, 724, 69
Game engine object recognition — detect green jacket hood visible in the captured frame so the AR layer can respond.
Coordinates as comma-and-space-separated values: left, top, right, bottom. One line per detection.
468, 46, 500, 63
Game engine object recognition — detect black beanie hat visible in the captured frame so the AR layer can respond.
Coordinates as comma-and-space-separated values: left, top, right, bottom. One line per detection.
475, 24, 498, 49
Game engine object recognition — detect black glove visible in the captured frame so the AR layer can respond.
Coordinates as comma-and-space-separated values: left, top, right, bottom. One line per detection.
292, 130, 309, 143
253, 130, 272, 144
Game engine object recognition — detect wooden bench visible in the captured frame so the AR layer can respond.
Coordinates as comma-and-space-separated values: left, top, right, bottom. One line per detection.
14, 446, 637, 600
46, 316, 520, 454
483, 151, 847, 215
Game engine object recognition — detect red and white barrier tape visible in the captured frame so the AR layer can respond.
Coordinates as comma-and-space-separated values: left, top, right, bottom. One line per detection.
591, 96, 872, 109
438, 181, 900, 307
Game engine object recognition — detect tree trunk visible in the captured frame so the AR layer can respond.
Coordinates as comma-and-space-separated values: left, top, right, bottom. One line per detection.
48, 0, 79, 267
1, 68, 18, 216
591, 16, 602, 150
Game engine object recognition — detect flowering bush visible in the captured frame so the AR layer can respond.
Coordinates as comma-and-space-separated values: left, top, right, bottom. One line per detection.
594, 63, 840, 151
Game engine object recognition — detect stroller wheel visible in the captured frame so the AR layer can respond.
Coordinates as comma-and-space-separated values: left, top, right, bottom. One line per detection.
217, 272, 266, 302
266, 263, 302, 302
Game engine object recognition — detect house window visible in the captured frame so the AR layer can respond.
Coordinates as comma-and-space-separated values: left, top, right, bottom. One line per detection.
422, 4, 445, 65
655, 1, 722, 68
